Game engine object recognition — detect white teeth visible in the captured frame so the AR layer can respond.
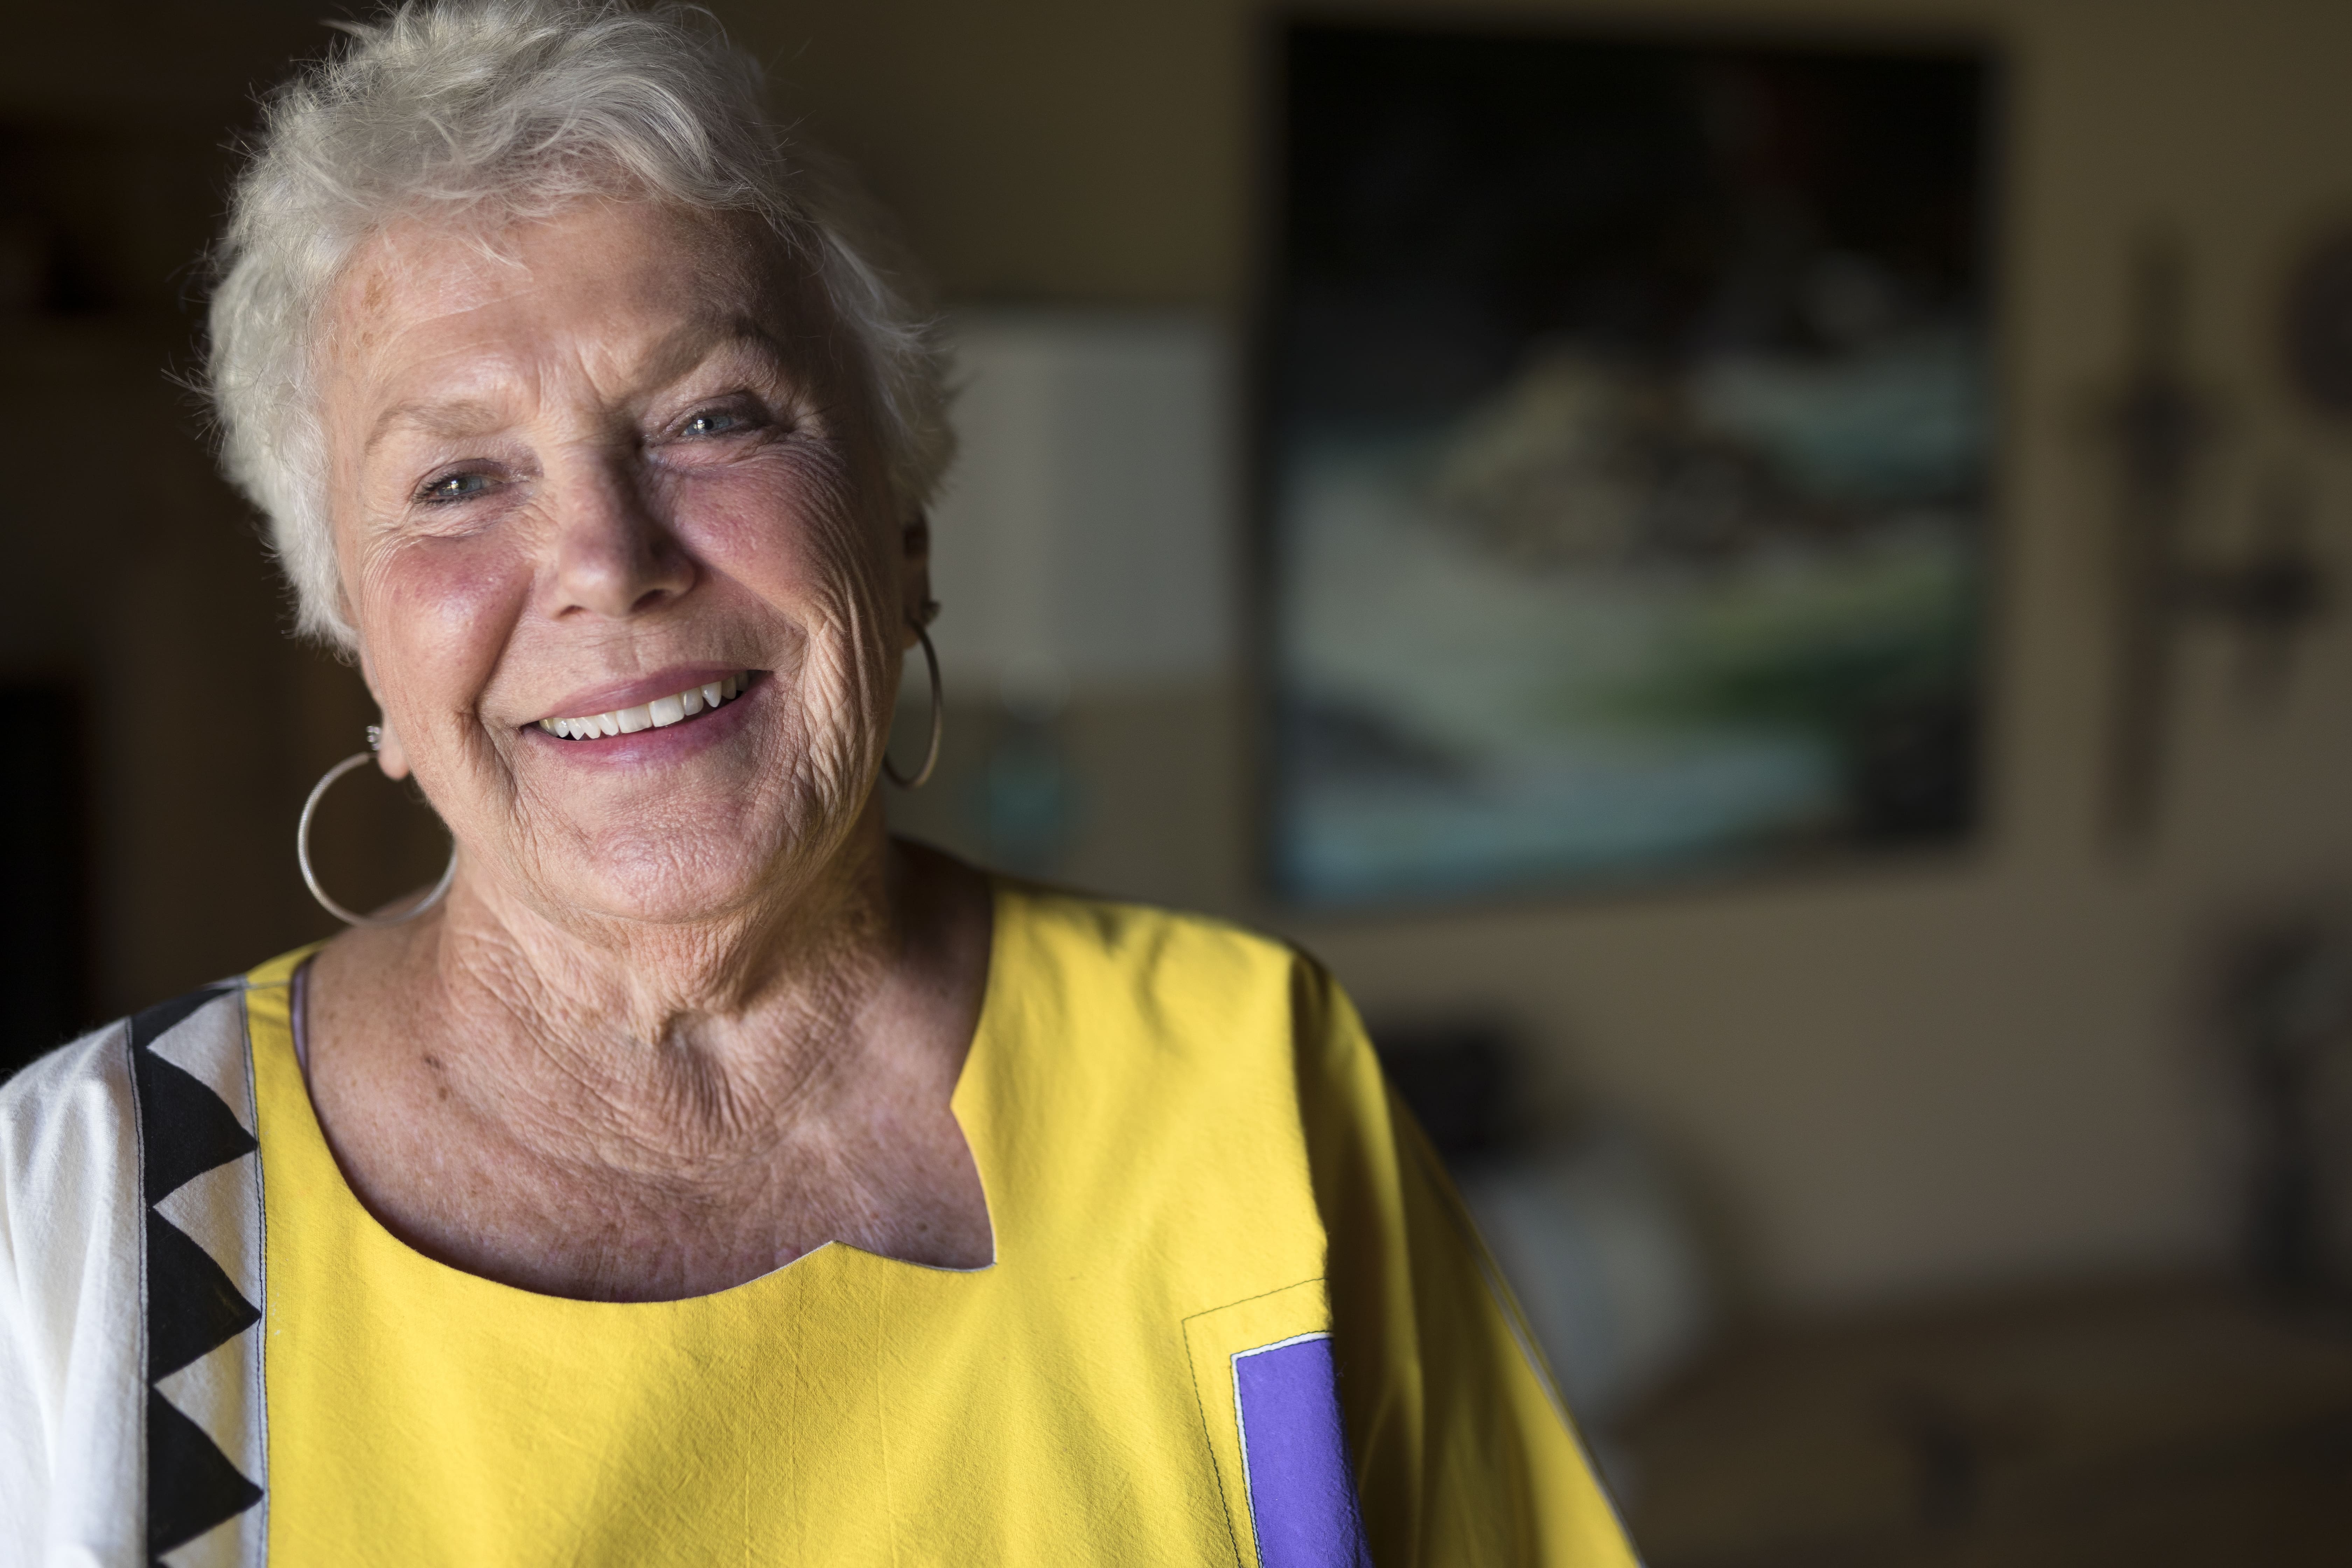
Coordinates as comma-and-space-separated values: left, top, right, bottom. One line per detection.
540, 672, 750, 740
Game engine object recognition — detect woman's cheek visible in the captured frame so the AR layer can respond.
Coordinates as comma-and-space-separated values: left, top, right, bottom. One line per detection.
679, 455, 883, 608
363, 532, 527, 715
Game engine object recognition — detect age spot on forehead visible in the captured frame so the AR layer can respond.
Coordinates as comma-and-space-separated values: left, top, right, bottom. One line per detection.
327, 239, 423, 368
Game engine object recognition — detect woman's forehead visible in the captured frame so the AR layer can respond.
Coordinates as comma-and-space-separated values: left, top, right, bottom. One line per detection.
323, 200, 817, 401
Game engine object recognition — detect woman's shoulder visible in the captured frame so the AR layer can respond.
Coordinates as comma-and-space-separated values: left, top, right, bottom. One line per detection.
1, 1018, 136, 1175
1, 981, 269, 1559
985, 876, 1373, 1094
1, 981, 259, 1213
990, 875, 1326, 1000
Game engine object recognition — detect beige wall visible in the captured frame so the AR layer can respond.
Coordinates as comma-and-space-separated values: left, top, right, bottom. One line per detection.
10, 0, 2352, 1314
774, 0, 2352, 1311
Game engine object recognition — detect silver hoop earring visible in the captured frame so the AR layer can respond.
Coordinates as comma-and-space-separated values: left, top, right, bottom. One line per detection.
298, 744, 458, 927
884, 616, 944, 790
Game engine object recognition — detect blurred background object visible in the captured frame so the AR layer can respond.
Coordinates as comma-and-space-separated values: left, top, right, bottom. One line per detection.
1265, 26, 1992, 906
2210, 903, 2352, 1297
1368, 1018, 1716, 1469
9, 0, 2352, 1561
888, 307, 1237, 876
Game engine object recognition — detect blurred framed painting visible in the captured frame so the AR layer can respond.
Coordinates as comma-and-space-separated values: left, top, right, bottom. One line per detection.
1262, 21, 1998, 906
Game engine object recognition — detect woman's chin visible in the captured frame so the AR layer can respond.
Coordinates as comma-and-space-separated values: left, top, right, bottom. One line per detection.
525, 834, 797, 928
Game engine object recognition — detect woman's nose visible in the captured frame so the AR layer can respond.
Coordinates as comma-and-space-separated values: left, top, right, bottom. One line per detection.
546, 467, 697, 620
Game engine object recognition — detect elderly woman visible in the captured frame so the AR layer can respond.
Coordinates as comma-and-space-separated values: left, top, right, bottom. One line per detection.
0, 3, 1633, 1564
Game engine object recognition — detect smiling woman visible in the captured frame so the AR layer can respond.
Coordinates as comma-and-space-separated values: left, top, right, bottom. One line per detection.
0, 4, 1634, 1566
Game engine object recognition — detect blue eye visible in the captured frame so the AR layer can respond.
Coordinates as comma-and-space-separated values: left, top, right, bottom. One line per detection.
682, 410, 742, 438
419, 471, 492, 504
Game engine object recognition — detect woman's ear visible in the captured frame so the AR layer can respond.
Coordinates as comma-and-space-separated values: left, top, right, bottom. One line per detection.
374, 719, 413, 782
901, 510, 936, 646
354, 645, 411, 781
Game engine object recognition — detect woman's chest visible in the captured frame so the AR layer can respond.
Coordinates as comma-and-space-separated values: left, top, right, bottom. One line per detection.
309, 1063, 994, 1297
262, 1252, 1274, 1565
253, 1023, 1349, 1566
241, 914, 1362, 1565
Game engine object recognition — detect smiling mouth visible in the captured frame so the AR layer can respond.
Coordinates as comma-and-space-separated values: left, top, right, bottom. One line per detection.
537, 671, 754, 740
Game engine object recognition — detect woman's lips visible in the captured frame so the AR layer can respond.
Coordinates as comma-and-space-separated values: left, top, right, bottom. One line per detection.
523, 670, 765, 765
537, 670, 752, 740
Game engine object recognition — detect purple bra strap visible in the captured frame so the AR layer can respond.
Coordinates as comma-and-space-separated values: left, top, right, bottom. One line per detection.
290, 958, 313, 1078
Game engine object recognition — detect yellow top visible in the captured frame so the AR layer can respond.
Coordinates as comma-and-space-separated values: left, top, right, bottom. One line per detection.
244, 881, 1636, 1566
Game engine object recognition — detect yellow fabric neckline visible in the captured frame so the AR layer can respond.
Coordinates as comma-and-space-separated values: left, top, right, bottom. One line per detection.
241, 878, 1009, 1308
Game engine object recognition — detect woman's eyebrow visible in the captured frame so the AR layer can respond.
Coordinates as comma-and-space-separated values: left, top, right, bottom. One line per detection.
364, 397, 506, 459
648, 319, 799, 388
362, 324, 798, 460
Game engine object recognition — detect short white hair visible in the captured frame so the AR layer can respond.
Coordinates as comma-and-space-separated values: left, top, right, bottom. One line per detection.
206, 0, 953, 650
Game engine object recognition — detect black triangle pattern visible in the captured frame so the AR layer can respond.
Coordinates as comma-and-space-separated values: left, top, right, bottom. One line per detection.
130, 984, 266, 1565
134, 1050, 258, 1207
146, 1210, 262, 1381
147, 1389, 263, 1559
130, 986, 232, 1056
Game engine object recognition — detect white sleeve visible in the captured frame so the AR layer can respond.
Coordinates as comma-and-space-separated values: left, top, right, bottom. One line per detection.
0, 1239, 48, 1568
0, 1027, 146, 1568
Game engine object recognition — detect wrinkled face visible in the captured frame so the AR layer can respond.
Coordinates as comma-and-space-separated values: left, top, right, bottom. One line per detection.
318, 199, 919, 925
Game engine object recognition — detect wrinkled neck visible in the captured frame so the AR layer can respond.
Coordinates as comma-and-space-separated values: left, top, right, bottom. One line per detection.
338, 800, 917, 1164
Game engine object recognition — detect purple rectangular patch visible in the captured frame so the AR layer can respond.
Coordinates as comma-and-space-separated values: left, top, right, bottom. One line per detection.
1231, 1332, 1373, 1568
